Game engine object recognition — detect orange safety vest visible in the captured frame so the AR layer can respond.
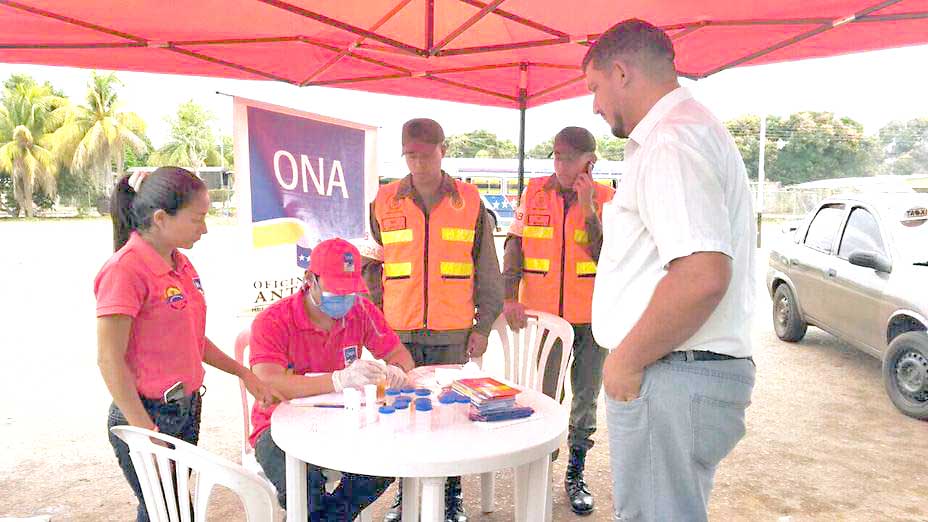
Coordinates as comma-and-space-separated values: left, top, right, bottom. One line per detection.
518, 177, 614, 324
374, 179, 481, 332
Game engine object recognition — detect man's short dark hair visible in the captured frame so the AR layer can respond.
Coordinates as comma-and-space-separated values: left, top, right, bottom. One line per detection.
582, 19, 675, 73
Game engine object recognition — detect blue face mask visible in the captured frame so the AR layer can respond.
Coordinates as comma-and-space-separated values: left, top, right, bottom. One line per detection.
319, 293, 356, 319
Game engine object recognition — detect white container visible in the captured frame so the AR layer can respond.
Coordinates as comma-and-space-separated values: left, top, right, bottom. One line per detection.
414, 398, 433, 433
378, 406, 396, 435
343, 388, 363, 429
392, 400, 410, 433
437, 394, 457, 428
364, 384, 378, 424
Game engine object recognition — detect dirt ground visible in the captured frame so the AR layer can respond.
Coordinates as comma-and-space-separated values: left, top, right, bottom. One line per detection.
1, 219, 925, 521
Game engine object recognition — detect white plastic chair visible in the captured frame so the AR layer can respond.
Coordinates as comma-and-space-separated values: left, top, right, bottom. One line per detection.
479, 310, 574, 517
109, 425, 281, 522
235, 328, 373, 522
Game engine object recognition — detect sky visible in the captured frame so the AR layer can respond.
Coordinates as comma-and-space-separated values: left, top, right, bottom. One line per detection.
1, 42, 927, 158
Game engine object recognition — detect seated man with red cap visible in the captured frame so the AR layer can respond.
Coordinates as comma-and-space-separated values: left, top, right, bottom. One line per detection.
248, 238, 415, 520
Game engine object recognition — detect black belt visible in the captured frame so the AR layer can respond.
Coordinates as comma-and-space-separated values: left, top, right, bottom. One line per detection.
662, 350, 752, 362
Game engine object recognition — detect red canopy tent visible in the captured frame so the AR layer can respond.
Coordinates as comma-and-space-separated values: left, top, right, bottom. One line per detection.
3, 0, 927, 187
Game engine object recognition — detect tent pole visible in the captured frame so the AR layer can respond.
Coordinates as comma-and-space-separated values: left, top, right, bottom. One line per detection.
517, 63, 528, 195
518, 102, 526, 195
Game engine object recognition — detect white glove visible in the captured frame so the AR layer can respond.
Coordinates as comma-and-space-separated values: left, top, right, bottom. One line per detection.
332, 360, 385, 393
383, 364, 410, 389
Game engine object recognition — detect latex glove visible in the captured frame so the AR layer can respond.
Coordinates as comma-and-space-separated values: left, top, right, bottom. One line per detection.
332, 359, 385, 392
383, 364, 410, 389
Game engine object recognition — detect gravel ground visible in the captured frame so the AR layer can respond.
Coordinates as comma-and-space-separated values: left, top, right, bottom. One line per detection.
1, 218, 925, 521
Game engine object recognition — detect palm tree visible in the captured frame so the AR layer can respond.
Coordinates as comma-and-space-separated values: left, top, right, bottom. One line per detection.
51, 72, 147, 192
154, 100, 215, 176
0, 83, 62, 217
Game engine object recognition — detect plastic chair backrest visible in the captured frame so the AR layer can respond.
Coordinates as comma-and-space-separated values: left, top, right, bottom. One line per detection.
234, 328, 254, 465
489, 311, 574, 396
109, 425, 280, 522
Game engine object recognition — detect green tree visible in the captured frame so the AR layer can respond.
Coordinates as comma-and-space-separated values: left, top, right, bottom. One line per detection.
0, 81, 64, 217
726, 112, 880, 185
527, 139, 552, 159
50, 72, 147, 192
445, 130, 518, 158
878, 118, 928, 176
596, 136, 626, 160
153, 101, 215, 175
527, 135, 625, 160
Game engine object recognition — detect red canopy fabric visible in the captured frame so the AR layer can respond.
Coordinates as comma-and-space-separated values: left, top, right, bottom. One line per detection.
1, 0, 927, 108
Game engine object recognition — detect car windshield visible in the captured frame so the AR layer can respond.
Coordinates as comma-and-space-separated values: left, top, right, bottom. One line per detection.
892, 218, 928, 264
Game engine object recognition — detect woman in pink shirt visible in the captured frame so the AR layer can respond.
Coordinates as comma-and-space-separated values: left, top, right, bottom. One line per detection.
95, 167, 282, 522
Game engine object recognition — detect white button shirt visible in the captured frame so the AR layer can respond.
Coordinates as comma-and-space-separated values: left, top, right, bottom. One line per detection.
592, 87, 756, 358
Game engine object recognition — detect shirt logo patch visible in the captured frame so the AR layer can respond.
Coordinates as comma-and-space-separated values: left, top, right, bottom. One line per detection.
527, 214, 551, 226
343, 345, 359, 366
164, 286, 187, 310
450, 194, 465, 210
193, 277, 204, 293
388, 197, 402, 211
382, 216, 407, 232
531, 192, 548, 210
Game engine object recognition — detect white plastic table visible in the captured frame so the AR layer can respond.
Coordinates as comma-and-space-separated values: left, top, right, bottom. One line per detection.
271, 386, 567, 522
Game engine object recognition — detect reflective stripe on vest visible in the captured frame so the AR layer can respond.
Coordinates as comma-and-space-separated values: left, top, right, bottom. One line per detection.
523, 225, 553, 239
441, 227, 475, 242
440, 261, 473, 278
576, 261, 597, 276
524, 257, 551, 273
574, 229, 590, 245
384, 262, 412, 278
381, 228, 413, 245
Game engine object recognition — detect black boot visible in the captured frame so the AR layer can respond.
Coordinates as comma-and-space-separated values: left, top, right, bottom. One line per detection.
565, 447, 594, 516
383, 480, 402, 522
444, 476, 467, 522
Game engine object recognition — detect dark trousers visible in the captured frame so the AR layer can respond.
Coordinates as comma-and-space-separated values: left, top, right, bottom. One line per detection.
540, 324, 607, 451
404, 342, 468, 495
255, 429, 393, 521
107, 394, 202, 522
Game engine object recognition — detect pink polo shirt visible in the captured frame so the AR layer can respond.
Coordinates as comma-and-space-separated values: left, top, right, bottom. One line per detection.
94, 232, 207, 400
248, 290, 400, 446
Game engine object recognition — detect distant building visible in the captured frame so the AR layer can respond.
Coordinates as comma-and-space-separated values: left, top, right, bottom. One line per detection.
126, 166, 233, 191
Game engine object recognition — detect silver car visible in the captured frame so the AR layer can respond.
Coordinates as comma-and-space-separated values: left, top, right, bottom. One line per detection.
767, 193, 928, 419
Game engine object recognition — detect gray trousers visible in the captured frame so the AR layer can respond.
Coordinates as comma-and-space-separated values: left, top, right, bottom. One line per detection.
540, 324, 608, 451
607, 356, 755, 522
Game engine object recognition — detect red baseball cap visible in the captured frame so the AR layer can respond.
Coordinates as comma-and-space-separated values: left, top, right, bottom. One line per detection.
309, 238, 367, 295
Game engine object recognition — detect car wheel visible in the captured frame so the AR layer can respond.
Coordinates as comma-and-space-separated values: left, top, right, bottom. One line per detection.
772, 284, 807, 342
883, 332, 928, 420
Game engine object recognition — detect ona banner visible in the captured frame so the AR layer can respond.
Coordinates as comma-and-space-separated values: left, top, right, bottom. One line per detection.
233, 97, 378, 314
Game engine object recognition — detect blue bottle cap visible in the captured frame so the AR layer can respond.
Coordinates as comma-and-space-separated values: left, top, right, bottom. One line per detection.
414, 399, 433, 412
456, 395, 471, 404
438, 394, 457, 405
378, 406, 395, 414
393, 400, 409, 410
385, 388, 401, 396
414, 388, 431, 397
400, 386, 416, 394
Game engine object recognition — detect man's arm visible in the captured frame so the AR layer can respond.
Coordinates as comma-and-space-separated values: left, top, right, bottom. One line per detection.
501, 234, 523, 300
382, 343, 415, 372
472, 204, 504, 337
251, 364, 337, 400
366, 202, 385, 308
604, 252, 731, 400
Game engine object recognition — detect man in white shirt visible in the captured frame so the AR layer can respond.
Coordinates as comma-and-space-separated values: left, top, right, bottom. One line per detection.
582, 19, 757, 522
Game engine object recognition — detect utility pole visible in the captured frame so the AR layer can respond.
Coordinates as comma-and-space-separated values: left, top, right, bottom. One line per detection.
756, 114, 766, 248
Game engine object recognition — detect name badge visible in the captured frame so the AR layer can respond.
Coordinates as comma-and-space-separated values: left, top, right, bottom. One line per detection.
342, 345, 359, 366
527, 214, 551, 226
